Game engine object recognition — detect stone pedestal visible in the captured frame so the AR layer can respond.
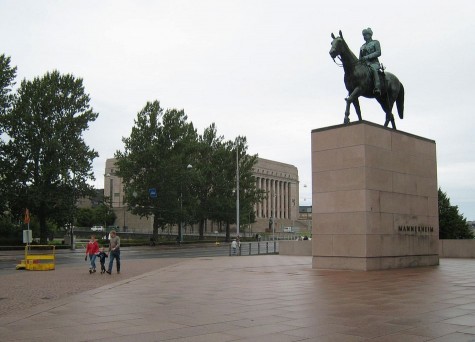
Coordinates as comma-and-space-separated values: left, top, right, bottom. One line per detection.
311, 121, 439, 270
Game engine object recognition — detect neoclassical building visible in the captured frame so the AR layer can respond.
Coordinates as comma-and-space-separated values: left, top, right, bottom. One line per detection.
252, 158, 299, 231
104, 157, 299, 234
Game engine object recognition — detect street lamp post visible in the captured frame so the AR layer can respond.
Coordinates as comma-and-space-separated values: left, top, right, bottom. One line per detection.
70, 169, 76, 250
236, 141, 240, 238
104, 173, 114, 240
179, 192, 183, 243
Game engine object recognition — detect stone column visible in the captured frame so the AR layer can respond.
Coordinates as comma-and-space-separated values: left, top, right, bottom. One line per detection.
262, 178, 269, 218
283, 182, 288, 219
256, 177, 261, 218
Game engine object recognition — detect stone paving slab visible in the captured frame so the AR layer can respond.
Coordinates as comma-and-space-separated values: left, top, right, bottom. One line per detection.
0, 256, 185, 317
3, 256, 475, 341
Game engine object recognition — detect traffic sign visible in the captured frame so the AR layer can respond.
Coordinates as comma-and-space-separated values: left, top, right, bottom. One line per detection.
148, 188, 157, 198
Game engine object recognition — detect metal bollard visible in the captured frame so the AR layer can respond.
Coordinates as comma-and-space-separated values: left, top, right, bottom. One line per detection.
274, 241, 277, 254
266, 242, 268, 254
229, 244, 231, 256
258, 242, 260, 255
249, 243, 251, 255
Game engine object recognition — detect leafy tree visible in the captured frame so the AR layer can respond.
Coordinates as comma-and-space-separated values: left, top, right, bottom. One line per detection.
0, 70, 98, 243
115, 101, 198, 240
75, 208, 94, 227
201, 136, 263, 241
0, 54, 16, 116
76, 205, 116, 228
439, 188, 473, 239
0, 216, 22, 245
207, 139, 236, 241
116, 101, 263, 242
235, 137, 263, 236
0, 54, 17, 214
192, 125, 229, 239
95, 203, 117, 227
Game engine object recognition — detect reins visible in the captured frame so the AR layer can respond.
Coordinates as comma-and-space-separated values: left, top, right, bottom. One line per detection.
332, 55, 363, 68
331, 37, 360, 68
332, 56, 344, 67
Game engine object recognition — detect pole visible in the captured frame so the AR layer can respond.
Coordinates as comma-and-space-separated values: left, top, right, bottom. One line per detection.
24, 208, 30, 247
236, 141, 240, 238
180, 191, 183, 243
70, 171, 76, 250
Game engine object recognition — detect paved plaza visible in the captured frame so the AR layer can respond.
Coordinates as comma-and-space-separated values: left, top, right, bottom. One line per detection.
3, 256, 475, 341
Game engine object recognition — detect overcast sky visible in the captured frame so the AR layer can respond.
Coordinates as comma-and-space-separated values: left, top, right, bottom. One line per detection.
1, 0, 474, 219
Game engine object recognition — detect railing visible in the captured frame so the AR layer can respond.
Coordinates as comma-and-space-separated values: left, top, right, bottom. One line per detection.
229, 241, 278, 256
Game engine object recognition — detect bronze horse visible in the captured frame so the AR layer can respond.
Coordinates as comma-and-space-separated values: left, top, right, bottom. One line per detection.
329, 30, 404, 129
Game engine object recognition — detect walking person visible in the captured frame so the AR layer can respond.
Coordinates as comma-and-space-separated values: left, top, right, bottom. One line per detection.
231, 239, 237, 255
106, 230, 120, 274
85, 235, 99, 274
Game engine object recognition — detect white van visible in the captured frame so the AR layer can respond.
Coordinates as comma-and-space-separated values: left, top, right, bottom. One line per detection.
91, 226, 104, 232
283, 227, 293, 233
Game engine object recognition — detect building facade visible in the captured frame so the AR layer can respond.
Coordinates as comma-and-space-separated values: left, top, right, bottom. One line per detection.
104, 157, 300, 235
252, 158, 299, 232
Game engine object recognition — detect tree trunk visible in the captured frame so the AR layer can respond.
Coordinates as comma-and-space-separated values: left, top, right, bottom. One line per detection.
225, 221, 230, 242
199, 219, 205, 240
39, 205, 48, 244
152, 215, 159, 241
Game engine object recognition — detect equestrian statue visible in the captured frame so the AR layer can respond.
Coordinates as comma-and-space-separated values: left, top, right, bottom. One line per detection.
329, 29, 404, 129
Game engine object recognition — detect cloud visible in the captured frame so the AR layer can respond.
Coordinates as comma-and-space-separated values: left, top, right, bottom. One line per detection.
1, 0, 474, 218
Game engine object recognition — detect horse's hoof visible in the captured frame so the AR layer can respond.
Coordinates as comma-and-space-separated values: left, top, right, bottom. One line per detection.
344, 117, 350, 124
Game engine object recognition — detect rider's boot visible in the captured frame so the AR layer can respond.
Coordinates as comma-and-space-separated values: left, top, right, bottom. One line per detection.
372, 68, 381, 95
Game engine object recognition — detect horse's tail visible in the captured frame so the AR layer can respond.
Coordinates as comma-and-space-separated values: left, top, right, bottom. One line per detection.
396, 83, 405, 119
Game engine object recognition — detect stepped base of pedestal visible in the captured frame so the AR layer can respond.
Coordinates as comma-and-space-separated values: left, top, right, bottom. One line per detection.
312, 255, 439, 271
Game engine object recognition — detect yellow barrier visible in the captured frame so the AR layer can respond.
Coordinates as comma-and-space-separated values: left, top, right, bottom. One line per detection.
16, 245, 55, 271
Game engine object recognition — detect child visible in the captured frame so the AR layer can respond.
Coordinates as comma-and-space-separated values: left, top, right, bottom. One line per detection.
97, 246, 108, 274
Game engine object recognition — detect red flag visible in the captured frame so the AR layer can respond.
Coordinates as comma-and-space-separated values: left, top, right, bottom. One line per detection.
24, 209, 30, 224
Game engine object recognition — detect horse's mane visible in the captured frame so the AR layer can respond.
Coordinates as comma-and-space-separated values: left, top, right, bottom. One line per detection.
337, 36, 358, 65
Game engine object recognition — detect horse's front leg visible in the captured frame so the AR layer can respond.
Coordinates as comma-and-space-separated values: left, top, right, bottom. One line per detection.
353, 98, 362, 121
344, 88, 362, 124
344, 98, 351, 124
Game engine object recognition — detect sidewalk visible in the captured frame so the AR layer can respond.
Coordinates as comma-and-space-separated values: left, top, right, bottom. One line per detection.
2, 256, 475, 341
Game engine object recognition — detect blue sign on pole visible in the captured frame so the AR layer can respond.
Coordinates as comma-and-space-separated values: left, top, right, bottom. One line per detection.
148, 188, 157, 198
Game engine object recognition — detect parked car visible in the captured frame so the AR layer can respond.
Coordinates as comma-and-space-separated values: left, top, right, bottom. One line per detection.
91, 226, 104, 232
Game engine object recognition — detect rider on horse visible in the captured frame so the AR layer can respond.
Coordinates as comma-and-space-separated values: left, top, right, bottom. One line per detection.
359, 28, 381, 95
